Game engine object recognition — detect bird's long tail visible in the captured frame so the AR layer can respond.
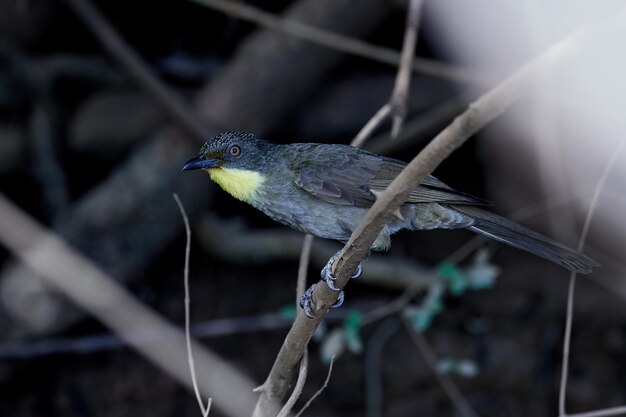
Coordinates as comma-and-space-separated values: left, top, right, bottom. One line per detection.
451, 206, 599, 274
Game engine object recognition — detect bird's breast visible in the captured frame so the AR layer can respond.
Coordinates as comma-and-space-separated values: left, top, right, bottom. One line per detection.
206, 168, 266, 204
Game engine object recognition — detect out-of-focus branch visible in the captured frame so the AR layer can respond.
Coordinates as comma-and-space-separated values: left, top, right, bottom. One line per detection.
1, 0, 392, 338
0, 193, 256, 417
401, 317, 478, 417
254, 12, 610, 413
62, 0, 207, 140
294, 356, 335, 417
559, 140, 626, 417
390, 0, 423, 137
189, 0, 485, 86
352, 0, 423, 146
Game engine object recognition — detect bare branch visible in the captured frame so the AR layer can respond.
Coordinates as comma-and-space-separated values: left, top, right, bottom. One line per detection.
390, 0, 423, 138
353, 0, 423, 145
173, 194, 212, 417
189, 0, 484, 86
294, 356, 336, 417
0, 193, 257, 417
401, 317, 478, 417
559, 140, 625, 417
566, 407, 626, 417
277, 349, 308, 417
296, 235, 315, 301
254, 12, 610, 413
352, 104, 392, 148
274, 234, 315, 417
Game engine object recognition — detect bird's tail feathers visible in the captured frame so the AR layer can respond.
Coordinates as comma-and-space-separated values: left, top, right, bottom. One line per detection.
452, 206, 599, 274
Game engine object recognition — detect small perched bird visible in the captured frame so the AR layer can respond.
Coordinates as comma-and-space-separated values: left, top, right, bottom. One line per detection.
183, 131, 598, 316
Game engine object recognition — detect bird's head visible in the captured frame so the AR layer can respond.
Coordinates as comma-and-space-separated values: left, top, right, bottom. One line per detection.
182, 131, 270, 172
182, 131, 272, 203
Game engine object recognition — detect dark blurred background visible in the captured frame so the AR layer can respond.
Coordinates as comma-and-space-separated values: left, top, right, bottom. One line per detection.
0, 0, 625, 416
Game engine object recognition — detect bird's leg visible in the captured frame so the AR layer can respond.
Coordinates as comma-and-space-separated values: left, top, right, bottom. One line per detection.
321, 251, 363, 291
299, 284, 345, 318
299, 251, 361, 318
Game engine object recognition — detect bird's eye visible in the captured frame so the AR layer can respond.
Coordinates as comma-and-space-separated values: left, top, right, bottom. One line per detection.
229, 145, 241, 156
229, 145, 241, 157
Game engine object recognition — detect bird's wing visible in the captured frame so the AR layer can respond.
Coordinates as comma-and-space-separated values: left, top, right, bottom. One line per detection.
292, 144, 487, 207
293, 145, 380, 207
372, 158, 488, 205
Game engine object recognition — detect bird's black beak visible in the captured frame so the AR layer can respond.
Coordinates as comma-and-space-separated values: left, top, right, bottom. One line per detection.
181, 155, 219, 171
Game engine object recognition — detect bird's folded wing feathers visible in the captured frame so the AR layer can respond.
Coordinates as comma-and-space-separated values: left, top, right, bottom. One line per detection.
293, 149, 379, 207
292, 145, 487, 207
372, 158, 488, 205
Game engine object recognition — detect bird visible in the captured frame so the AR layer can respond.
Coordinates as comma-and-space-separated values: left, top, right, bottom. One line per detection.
182, 131, 599, 317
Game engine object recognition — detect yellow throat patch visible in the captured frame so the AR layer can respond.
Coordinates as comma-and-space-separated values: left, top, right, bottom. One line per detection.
207, 168, 265, 203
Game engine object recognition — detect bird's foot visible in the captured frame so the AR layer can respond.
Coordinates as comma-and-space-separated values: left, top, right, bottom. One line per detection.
320, 253, 363, 292
299, 284, 344, 318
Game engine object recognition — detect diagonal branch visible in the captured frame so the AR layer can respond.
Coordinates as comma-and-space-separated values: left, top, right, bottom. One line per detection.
0, 193, 257, 417
252, 10, 616, 414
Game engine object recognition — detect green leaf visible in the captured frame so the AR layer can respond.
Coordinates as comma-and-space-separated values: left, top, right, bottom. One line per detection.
438, 262, 468, 296
344, 310, 363, 354
278, 305, 297, 321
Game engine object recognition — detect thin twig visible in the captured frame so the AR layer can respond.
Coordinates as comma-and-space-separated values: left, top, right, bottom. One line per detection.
352, 0, 424, 145
566, 407, 626, 417
277, 349, 308, 417
401, 317, 478, 417
0, 193, 257, 417
63, 0, 206, 140
189, 0, 485, 86
294, 355, 336, 417
174, 194, 212, 417
297, 235, 315, 301
365, 318, 401, 417
275, 234, 315, 416
352, 104, 392, 148
559, 140, 625, 417
390, 0, 423, 138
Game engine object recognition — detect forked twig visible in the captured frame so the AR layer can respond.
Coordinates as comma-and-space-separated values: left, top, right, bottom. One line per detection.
174, 194, 212, 417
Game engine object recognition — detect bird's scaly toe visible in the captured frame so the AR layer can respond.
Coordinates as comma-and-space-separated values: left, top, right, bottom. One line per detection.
321, 253, 341, 292
331, 291, 345, 309
351, 263, 363, 279
299, 284, 316, 319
